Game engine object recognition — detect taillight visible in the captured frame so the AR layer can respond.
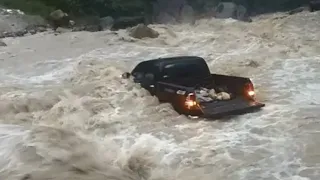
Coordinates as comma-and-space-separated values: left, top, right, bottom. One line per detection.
185, 93, 198, 109
244, 82, 255, 98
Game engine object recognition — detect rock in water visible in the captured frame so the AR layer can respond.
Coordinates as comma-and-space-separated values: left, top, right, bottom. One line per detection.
154, 12, 177, 24
71, 16, 102, 32
100, 16, 114, 30
235, 5, 252, 22
214, 2, 251, 22
55, 27, 72, 34
288, 7, 306, 15
111, 16, 145, 31
0, 40, 6, 46
0, 8, 47, 37
49, 9, 65, 21
49, 9, 71, 30
69, 20, 75, 26
152, 0, 188, 24
129, 24, 159, 39
243, 60, 259, 67
214, 2, 237, 19
179, 4, 195, 24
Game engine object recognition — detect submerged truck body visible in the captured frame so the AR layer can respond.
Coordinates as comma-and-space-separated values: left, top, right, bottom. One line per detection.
122, 56, 265, 119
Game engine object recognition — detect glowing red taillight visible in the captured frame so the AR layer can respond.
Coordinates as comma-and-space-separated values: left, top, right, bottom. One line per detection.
248, 90, 255, 96
185, 93, 197, 109
244, 82, 255, 98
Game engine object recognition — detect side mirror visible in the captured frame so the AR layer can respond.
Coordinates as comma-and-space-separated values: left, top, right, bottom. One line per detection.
121, 72, 131, 79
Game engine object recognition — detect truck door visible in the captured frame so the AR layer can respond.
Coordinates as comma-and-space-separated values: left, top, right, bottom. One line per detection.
141, 73, 156, 95
131, 62, 157, 95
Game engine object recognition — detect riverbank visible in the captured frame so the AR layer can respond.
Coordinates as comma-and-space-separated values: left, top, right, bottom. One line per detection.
0, 0, 312, 41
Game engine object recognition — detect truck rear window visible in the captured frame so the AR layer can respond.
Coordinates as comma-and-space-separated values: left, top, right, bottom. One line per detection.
162, 62, 209, 78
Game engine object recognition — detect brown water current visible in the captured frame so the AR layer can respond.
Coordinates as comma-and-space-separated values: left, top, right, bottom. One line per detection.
0, 11, 319, 180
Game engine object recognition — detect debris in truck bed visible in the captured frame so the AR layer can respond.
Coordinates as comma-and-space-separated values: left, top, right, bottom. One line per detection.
195, 87, 231, 102
216, 92, 231, 100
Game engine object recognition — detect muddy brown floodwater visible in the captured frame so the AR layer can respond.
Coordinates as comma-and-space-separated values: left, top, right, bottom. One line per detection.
0, 11, 319, 180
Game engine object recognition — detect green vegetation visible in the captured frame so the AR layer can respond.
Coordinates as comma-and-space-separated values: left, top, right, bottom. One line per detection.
0, 0, 308, 19
0, 0, 54, 17
0, 0, 155, 18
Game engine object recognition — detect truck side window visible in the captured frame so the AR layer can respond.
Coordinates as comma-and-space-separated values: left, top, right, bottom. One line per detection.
131, 62, 157, 83
133, 72, 144, 79
163, 63, 207, 78
131, 62, 147, 78
132, 63, 144, 74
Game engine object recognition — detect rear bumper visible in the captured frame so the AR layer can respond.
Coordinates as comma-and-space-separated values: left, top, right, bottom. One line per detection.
200, 100, 265, 119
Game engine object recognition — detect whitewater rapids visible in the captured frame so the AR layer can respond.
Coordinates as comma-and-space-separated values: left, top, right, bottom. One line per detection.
0, 11, 319, 180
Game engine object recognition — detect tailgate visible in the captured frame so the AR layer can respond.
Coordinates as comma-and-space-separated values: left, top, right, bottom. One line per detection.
199, 97, 265, 118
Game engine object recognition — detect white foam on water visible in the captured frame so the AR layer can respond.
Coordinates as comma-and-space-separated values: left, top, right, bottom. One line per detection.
0, 61, 74, 86
0, 11, 319, 180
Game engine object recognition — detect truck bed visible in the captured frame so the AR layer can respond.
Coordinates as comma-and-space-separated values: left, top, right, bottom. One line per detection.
161, 73, 251, 97
199, 97, 265, 118
157, 74, 264, 118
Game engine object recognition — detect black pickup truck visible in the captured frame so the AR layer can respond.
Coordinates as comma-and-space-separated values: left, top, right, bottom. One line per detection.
122, 56, 265, 119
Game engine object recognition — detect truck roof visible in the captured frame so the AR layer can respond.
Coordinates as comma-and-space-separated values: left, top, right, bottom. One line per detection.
131, 56, 210, 78
142, 56, 205, 66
